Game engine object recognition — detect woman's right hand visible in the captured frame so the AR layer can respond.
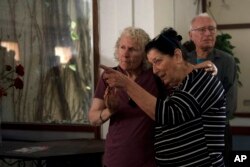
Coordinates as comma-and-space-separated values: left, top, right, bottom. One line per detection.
194, 60, 218, 75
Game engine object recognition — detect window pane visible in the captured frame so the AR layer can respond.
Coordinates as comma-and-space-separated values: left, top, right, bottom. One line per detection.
0, 0, 94, 124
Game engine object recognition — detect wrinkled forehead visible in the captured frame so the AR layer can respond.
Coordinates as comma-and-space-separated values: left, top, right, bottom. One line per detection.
119, 35, 141, 48
147, 48, 164, 61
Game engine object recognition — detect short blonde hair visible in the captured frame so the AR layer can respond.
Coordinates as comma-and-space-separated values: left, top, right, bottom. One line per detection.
114, 27, 151, 70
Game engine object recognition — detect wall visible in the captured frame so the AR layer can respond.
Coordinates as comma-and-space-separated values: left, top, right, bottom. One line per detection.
206, 0, 250, 112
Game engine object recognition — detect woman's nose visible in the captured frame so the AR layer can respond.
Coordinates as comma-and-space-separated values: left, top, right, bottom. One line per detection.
153, 66, 159, 74
122, 49, 130, 57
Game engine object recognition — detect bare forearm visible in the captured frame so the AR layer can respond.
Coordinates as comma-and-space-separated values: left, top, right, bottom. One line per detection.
125, 79, 157, 120
88, 98, 113, 126
98, 64, 157, 120
88, 108, 112, 126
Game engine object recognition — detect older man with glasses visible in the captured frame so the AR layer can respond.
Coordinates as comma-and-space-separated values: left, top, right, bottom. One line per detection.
187, 12, 237, 167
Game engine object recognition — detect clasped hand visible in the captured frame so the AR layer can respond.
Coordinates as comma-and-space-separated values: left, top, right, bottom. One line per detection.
101, 65, 126, 113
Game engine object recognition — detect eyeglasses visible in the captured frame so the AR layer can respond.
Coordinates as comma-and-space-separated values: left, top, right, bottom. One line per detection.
191, 26, 217, 34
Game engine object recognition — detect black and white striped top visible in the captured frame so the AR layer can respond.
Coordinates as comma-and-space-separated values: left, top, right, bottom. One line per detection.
155, 69, 226, 167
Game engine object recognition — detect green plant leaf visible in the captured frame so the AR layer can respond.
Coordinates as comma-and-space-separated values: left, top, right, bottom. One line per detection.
215, 33, 242, 87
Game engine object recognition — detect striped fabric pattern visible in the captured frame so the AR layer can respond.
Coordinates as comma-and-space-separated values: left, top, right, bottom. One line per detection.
155, 69, 226, 167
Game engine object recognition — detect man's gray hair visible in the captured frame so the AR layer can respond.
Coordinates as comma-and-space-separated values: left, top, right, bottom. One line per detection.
189, 13, 216, 31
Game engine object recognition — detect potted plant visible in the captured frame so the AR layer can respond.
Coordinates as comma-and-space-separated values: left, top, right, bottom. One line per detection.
215, 33, 242, 86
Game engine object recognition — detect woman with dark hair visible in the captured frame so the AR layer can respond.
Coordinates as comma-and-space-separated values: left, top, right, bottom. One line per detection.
101, 27, 226, 167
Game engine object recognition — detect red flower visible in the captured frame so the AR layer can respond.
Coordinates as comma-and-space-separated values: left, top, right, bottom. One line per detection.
14, 77, 24, 89
0, 64, 24, 98
16, 64, 24, 76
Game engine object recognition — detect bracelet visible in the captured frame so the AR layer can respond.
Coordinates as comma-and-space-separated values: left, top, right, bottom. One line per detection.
99, 109, 105, 123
